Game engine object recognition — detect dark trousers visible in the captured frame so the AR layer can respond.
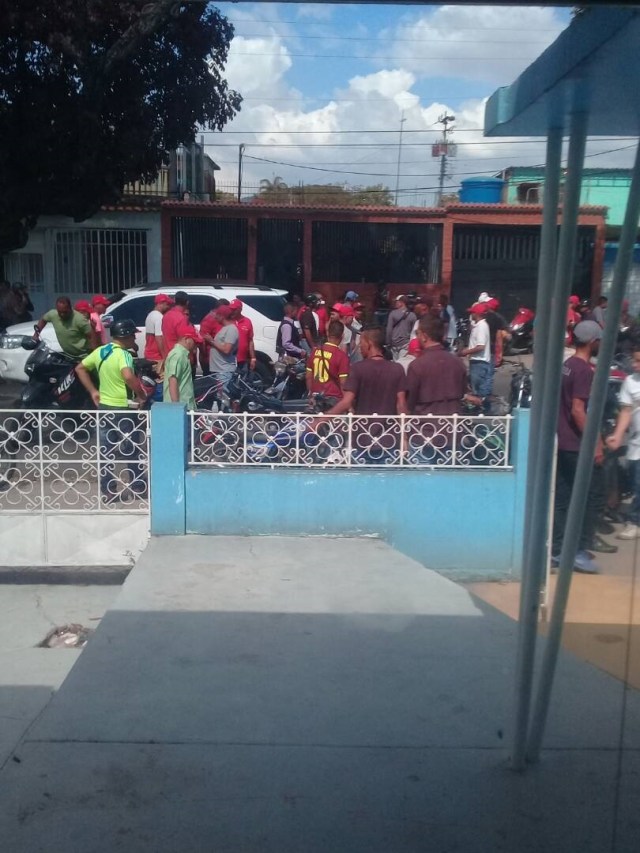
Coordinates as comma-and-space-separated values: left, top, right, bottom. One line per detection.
552, 449, 604, 553
98, 406, 146, 501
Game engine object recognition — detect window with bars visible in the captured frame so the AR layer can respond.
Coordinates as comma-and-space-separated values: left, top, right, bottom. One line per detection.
54, 229, 148, 295
311, 221, 442, 284
1, 252, 45, 292
171, 216, 248, 280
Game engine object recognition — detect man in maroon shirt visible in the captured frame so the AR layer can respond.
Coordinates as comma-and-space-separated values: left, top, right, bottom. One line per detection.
306, 320, 350, 407
327, 327, 407, 416
552, 320, 614, 574
407, 315, 466, 415
230, 298, 256, 371
161, 291, 190, 355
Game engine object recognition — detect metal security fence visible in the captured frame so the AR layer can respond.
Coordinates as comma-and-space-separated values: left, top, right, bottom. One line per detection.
189, 412, 512, 469
0, 410, 149, 513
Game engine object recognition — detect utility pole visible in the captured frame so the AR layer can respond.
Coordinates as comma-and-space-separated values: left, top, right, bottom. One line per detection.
394, 111, 406, 206
434, 113, 456, 206
237, 143, 245, 203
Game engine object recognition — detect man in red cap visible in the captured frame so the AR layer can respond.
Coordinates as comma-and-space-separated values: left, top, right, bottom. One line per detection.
92, 295, 110, 344
161, 291, 190, 355
163, 322, 202, 410
208, 304, 239, 391
398, 336, 422, 374
230, 298, 256, 372
144, 294, 174, 362
74, 300, 106, 346
566, 295, 581, 345
460, 303, 492, 406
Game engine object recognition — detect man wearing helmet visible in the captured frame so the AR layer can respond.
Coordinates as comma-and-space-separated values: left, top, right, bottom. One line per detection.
299, 293, 319, 353
75, 318, 147, 410
75, 319, 149, 502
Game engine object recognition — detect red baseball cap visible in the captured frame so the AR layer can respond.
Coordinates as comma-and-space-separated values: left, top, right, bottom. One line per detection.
332, 303, 354, 318
216, 304, 234, 319
468, 303, 487, 315
486, 298, 500, 311
74, 300, 92, 313
408, 338, 422, 356
176, 322, 202, 344
569, 295, 580, 306
92, 295, 110, 308
353, 302, 364, 310
229, 298, 243, 311
155, 294, 174, 305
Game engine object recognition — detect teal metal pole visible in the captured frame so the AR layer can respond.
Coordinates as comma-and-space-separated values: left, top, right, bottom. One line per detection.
510, 125, 563, 771
526, 138, 640, 762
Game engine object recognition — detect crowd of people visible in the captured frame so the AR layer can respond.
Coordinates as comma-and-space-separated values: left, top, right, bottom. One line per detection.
276, 289, 508, 418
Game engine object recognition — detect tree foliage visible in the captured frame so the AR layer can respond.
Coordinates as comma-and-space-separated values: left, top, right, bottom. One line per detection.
256, 181, 393, 207
0, 1, 241, 251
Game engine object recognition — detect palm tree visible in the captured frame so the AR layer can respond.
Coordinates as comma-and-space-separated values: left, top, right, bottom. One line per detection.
259, 176, 289, 195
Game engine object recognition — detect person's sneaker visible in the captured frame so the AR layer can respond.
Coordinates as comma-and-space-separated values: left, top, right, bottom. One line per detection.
617, 523, 640, 540
588, 535, 618, 554
605, 508, 627, 524
574, 551, 600, 574
597, 519, 616, 535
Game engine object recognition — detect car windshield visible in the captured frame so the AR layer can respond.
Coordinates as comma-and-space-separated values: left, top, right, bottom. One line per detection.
241, 294, 285, 322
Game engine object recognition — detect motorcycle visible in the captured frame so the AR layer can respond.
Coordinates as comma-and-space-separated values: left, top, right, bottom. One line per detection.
265, 357, 308, 401
506, 307, 535, 354
18, 337, 157, 409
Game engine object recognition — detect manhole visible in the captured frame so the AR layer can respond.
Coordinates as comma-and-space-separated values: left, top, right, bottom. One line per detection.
39, 623, 93, 649
594, 633, 624, 645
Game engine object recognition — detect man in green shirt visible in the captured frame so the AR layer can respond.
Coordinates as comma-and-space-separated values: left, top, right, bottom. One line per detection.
75, 318, 148, 503
163, 323, 201, 410
34, 296, 98, 358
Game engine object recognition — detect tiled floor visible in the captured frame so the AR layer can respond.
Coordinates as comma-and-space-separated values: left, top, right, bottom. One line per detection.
466, 533, 640, 689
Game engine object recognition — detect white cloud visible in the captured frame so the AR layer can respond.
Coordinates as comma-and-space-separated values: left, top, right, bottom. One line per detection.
296, 4, 334, 22
382, 4, 566, 83
209, 6, 635, 204
225, 34, 292, 97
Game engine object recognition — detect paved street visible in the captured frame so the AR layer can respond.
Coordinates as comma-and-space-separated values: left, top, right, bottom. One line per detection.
0, 535, 637, 852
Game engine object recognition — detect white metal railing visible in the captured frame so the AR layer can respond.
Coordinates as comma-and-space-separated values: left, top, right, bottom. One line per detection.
0, 410, 149, 513
189, 412, 513, 469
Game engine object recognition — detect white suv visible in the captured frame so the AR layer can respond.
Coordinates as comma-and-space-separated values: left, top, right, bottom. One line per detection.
0, 284, 287, 383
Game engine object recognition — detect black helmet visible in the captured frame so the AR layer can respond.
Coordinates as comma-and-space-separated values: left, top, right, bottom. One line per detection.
111, 318, 137, 338
304, 293, 318, 307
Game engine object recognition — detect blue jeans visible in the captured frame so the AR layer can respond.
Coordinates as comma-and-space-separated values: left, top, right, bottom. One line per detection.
469, 360, 493, 399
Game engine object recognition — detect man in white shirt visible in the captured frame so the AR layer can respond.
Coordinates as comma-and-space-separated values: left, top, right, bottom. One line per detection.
606, 347, 640, 539
460, 303, 492, 405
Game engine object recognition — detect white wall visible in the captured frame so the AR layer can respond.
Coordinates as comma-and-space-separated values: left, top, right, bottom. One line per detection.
3, 210, 161, 316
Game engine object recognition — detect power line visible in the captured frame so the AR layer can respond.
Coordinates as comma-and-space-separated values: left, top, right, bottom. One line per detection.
224, 18, 562, 33
229, 50, 545, 61
233, 31, 554, 45
204, 138, 636, 149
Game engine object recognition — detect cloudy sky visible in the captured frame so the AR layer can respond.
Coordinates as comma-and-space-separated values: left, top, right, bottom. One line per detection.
205, 3, 636, 204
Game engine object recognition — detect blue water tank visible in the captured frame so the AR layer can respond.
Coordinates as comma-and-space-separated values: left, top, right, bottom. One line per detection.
459, 176, 505, 204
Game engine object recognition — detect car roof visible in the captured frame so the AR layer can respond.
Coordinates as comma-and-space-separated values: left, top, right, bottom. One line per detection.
117, 283, 287, 297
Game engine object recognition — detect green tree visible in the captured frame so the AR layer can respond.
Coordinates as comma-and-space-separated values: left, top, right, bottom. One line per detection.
256, 181, 393, 206
0, 1, 241, 251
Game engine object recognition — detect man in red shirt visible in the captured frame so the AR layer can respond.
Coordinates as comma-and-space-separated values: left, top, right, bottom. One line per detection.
144, 294, 173, 362
161, 291, 190, 355
314, 293, 328, 339
306, 320, 349, 407
230, 298, 256, 371
198, 299, 228, 374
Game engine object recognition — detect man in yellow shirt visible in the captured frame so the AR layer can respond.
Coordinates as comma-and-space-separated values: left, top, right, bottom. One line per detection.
75, 319, 148, 503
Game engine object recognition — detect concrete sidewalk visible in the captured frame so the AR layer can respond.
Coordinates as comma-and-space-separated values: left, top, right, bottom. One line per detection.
0, 536, 638, 852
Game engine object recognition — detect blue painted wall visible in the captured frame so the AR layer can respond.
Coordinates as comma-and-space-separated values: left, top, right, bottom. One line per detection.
151, 406, 530, 580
